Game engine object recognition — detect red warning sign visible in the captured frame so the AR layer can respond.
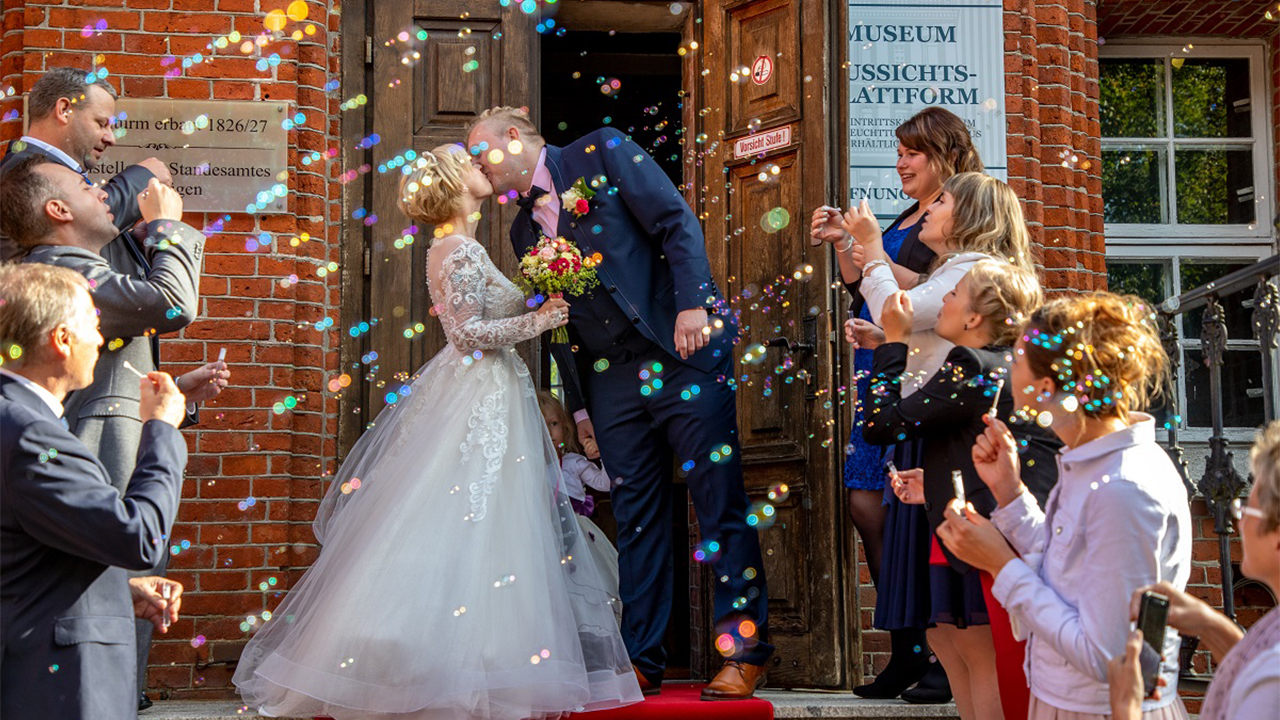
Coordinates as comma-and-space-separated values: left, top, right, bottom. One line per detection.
751, 55, 773, 85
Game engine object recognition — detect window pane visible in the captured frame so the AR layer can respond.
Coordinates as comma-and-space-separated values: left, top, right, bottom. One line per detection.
1103, 147, 1168, 223
1184, 349, 1266, 428
1172, 58, 1251, 139
1101, 58, 1166, 138
1107, 260, 1168, 306
1179, 260, 1254, 338
1175, 148, 1255, 224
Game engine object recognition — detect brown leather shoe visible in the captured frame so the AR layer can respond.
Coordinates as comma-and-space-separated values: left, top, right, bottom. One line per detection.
633, 665, 661, 696
700, 660, 768, 700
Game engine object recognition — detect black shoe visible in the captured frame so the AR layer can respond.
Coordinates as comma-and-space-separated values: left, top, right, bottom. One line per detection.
852, 629, 930, 699
138, 693, 153, 711
901, 658, 952, 704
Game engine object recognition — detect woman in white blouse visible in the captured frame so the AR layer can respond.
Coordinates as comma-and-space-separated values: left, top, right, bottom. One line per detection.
936, 292, 1193, 720
843, 172, 1035, 397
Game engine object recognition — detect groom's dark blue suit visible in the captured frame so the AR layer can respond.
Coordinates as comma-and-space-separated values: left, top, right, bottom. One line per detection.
510, 128, 772, 678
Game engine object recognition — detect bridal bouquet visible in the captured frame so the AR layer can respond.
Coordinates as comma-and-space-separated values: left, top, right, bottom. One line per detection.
517, 235, 601, 343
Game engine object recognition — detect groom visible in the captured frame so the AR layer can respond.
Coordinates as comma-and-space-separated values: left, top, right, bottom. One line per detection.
468, 108, 772, 700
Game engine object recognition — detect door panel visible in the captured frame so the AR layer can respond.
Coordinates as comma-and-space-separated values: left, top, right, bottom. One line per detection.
365, 1, 538, 408
702, 0, 843, 688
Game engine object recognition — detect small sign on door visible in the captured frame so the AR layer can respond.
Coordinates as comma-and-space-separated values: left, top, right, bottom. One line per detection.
733, 125, 792, 159
751, 55, 773, 85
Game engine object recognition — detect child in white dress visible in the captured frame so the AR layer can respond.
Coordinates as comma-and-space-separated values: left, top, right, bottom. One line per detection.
538, 391, 622, 624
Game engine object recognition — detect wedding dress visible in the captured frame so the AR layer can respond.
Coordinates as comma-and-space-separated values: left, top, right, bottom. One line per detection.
233, 236, 642, 719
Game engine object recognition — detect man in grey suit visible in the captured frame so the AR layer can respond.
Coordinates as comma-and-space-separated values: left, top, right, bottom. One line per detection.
0, 262, 189, 720
0, 66, 171, 262
0, 154, 225, 707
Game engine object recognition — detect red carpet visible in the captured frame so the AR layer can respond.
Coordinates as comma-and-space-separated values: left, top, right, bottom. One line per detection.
569, 683, 773, 720
315, 683, 773, 720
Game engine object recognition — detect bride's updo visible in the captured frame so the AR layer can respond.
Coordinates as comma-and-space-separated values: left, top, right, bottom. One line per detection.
398, 144, 472, 225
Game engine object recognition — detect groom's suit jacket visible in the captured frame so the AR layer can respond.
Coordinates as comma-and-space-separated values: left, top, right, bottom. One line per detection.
0, 374, 187, 720
510, 128, 737, 414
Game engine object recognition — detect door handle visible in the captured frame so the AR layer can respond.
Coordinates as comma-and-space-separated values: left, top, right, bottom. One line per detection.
761, 316, 819, 399
764, 336, 814, 355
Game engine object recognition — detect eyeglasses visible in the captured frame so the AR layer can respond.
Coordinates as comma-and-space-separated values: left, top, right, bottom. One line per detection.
1229, 498, 1267, 522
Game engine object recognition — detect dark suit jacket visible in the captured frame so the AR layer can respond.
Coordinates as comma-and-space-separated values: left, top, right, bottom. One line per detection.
23, 219, 205, 492
509, 128, 735, 414
843, 201, 937, 318
0, 374, 187, 719
0, 138, 155, 263
863, 343, 1063, 573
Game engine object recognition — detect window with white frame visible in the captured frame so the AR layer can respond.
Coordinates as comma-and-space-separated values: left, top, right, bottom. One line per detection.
1100, 42, 1277, 435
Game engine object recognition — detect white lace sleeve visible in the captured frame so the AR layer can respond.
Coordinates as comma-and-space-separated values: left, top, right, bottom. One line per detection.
437, 242, 560, 351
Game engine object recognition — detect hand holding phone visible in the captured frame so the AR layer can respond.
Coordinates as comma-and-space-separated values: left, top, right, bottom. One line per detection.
1136, 591, 1170, 696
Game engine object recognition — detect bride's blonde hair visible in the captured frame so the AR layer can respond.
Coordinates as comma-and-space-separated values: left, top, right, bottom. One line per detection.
398, 144, 472, 225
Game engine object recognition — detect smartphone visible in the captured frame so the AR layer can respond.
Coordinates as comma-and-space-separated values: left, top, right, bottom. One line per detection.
1136, 591, 1169, 695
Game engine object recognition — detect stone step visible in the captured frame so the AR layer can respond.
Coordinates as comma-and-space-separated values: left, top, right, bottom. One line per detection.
143, 694, 961, 720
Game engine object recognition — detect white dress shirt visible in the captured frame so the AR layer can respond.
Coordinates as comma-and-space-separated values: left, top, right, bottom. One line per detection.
18, 135, 83, 173
0, 368, 65, 417
859, 251, 987, 396
990, 414, 1192, 714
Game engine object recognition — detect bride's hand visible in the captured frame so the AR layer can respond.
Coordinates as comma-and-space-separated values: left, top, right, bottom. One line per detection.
537, 297, 570, 327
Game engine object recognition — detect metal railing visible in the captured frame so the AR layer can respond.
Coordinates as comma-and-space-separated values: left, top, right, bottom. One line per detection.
1156, 238, 1278, 686
1158, 253, 1279, 620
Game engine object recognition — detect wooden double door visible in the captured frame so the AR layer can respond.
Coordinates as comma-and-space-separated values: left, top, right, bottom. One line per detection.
343, 0, 852, 688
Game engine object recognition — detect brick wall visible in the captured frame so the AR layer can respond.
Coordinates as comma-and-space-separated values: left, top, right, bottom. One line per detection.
0, 0, 344, 698
1004, 0, 1106, 294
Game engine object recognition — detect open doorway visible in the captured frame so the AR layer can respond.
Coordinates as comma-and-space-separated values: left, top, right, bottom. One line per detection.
539, 20, 694, 679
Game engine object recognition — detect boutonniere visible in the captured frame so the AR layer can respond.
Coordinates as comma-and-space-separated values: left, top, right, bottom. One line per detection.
560, 177, 597, 218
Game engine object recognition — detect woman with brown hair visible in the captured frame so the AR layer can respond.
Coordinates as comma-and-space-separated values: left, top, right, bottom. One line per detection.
811, 107, 983, 701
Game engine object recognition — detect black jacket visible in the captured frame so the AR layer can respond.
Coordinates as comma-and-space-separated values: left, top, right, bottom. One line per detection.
863, 343, 1063, 573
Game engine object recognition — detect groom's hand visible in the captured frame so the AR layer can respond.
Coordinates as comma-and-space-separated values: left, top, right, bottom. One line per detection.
674, 308, 710, 360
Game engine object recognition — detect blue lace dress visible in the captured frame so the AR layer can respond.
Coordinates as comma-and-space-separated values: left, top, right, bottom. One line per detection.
842, 221, 913, 491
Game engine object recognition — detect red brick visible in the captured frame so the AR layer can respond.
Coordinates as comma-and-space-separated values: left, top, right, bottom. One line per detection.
45, 9, 142, 31
142, 12, 232, 35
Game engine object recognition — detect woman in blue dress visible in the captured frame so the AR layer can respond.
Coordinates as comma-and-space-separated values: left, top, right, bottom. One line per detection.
810, 107, 984, 702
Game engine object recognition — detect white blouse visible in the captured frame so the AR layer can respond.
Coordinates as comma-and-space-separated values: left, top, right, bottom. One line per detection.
990, 415, 1192, 714
859, 251, 988, 396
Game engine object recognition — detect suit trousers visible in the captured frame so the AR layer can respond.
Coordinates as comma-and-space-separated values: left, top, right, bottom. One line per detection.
584, 346, 772, 677
76, 415, 167, 695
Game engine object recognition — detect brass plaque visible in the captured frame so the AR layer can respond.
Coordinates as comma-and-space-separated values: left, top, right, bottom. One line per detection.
87, 98, 290, 214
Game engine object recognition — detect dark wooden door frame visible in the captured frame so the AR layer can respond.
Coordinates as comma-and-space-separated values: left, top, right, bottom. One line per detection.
337, 0, 371, 458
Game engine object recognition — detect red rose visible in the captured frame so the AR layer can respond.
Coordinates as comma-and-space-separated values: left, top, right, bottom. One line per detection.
575, 198, 590, 214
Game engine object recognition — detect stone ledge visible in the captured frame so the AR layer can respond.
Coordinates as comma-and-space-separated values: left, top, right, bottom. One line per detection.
759, 690, 959, 719
142, 694, 960, 720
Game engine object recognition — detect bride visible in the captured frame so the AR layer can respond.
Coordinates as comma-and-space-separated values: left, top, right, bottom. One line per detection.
233, 145, 643, 719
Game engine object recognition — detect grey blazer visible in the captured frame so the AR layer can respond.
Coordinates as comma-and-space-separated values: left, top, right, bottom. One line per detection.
0, 139, 155, 262
0, 374, 187, 720
22, 219, 205, 491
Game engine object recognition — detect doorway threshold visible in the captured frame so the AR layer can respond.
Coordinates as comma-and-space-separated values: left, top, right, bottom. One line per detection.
139, 694, 960, 720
